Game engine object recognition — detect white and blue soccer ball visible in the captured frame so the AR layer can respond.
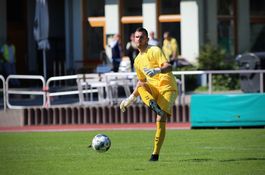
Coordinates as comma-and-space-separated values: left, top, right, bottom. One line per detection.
91, 134, 111, 153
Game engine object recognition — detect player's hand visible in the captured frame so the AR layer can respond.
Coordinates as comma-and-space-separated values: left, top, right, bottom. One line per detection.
144, 68, 161, 77
120, 94, 137, 112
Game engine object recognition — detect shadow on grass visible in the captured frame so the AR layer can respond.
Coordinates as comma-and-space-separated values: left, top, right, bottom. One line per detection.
219, 157, 265, 162
181, 157, 265, 162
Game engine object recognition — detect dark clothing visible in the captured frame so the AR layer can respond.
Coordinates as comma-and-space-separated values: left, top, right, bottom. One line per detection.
111, 41, 122, 72
112, 41, 121, 59
125, 42, 139, 71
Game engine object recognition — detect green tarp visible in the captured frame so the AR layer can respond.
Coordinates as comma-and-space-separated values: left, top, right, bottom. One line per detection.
191, 93, 265, 127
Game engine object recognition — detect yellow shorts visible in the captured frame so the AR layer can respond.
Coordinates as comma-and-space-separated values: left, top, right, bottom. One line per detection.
148, 84, 177, 116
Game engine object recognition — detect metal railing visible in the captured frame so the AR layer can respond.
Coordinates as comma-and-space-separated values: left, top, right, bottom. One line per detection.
1, 69, 265, 109
0, 75, 6, 111
104, 72, 137, 103
46, 74, 79, 107
6, 75, 46, 109
173, 70, 265, 95
172, 70, 265, 108
46, 74, 106, 107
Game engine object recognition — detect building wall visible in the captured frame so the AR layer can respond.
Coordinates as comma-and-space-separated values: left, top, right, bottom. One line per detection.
105, 0, 120, 35
143, 0, 157, 35
181, 0, 200, 64
1, 0, 263, 77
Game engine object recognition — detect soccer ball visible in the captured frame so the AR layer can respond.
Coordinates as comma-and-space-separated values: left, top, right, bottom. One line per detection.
91, 134, 111, 153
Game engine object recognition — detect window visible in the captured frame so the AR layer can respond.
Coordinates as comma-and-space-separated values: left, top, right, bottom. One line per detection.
87, 0, 104, 16
217, 0, 237, 55
120, 0, 143, 23
84, 0, 105, 61
120, 0, 143, 51
250, 0, 265, 16
250, 0, 265, 52
160, 0, 180, 14
158, 0, 181, 54
122, 0, 142, 16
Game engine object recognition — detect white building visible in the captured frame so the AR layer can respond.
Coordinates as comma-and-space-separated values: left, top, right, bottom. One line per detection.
0, 0, 264, 76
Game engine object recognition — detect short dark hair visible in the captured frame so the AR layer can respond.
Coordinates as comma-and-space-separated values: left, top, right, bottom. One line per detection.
135, 27, 148, 37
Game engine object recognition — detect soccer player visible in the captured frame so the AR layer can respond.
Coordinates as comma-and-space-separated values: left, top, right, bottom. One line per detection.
120, 27, 178, 161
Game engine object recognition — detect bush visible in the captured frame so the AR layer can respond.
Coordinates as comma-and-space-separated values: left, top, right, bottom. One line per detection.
196, 43, 239, 91
197, 43, 235, 70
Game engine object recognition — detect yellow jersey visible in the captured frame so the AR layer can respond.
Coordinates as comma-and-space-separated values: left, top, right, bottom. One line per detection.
162, 38, 178, 61
134, 46, 177, 92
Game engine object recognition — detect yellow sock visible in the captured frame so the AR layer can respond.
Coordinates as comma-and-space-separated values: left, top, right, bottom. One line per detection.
137, 86, 154, 107
153, 121, 166, 155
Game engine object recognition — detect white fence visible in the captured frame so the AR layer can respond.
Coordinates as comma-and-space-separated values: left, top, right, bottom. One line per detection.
173, 70, 264, 94
0, 75, 6, 111
46, 74, 80, 106
5, 75, 46, 109
0, 69, 264, 110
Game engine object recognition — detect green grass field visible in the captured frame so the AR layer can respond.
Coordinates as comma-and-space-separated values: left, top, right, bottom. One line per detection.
0, 129, 265, 175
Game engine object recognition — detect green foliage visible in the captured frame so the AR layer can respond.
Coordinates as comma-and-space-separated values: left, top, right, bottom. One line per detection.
175, 65, 197, 72
196, 43, 239, 91
212, 74, 240, 91
197, 43, 232, 70
1, 130, 265, 175
194, 86, 208, 92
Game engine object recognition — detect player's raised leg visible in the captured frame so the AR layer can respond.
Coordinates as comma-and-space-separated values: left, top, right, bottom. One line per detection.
137, 84, 164, 116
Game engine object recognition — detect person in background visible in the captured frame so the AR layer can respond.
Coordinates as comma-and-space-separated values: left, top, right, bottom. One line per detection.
0, 37, 19, 86
120, 27, 178, 161
162, 32, 179, 68
148, 31, 159, 46
125, 33, 139, 71
110, 33, 122, 72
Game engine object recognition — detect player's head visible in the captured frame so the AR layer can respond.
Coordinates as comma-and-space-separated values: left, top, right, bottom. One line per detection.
134, 27, 149, 50
135, 27, 148, 38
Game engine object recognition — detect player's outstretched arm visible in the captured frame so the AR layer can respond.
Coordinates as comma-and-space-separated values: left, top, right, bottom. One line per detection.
120, 80, 145, 112
120, 94, 137, 112
143, 62, 172, 77
143, 67, 161, 77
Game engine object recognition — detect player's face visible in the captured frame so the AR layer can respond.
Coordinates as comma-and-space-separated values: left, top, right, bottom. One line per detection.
134, 31, 148, 50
